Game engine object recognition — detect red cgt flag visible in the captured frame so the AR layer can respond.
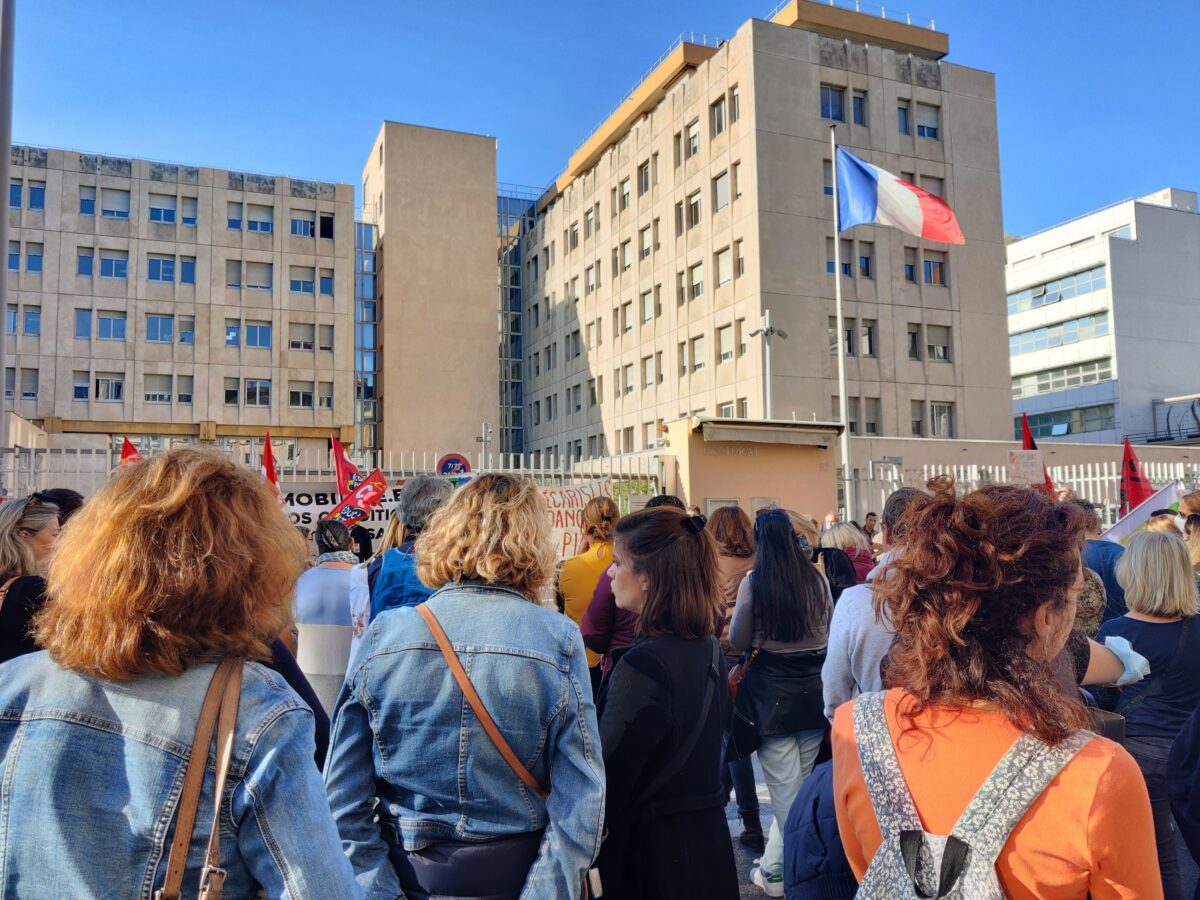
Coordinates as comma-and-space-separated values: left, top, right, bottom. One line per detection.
327, 468, 388, 526
331, 434, 363, 498
1020, 413, 1056, 496
1120, 437, 1155, 515
260, 432, 282, 502
119, 437, 144, 471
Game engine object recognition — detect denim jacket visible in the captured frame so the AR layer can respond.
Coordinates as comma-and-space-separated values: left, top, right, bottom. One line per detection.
0, 651, 361, 899
325, 583, 606, 899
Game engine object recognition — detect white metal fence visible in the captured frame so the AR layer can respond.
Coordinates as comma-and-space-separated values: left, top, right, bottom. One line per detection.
852, 461, 1200, 527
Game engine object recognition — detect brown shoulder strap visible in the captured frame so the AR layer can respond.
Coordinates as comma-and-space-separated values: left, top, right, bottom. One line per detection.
197, 659, 243, 899
0, 575, 19, 614
416, 603, 548, 799
154, 657, 242, 900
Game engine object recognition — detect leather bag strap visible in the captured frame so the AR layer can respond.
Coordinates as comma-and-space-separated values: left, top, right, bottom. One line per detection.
197, 660, 243, 899
416, 603, 548, 799
0, 575, 19, 614
155, 657, 241, 900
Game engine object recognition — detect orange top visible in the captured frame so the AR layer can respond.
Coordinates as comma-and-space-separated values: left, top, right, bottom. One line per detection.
832, 690, 1162, 900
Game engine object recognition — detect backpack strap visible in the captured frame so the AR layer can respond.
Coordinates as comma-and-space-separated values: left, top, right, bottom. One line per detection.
853, 691, 924, 834
950, 729, 1090, 863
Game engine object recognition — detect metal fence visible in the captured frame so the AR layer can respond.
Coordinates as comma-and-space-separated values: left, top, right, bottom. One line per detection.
852, 461, 1200, 527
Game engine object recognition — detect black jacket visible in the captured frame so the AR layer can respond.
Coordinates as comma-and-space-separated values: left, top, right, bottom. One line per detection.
784, 761, 857, 899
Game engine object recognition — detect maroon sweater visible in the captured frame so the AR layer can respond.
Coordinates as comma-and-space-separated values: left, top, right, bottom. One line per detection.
579, 570, 640, 675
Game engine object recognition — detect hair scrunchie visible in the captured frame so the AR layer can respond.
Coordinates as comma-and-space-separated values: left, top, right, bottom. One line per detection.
683, 513, 707, 534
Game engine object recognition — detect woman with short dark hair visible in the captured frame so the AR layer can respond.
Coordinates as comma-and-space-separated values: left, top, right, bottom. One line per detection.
595, 506, 738, 899
293, 516, 358, 713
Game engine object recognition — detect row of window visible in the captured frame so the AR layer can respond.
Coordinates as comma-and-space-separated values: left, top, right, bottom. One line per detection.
1008, 312, 1110, 357
820, 85, 940, 139
1011, 357, 1113, 399
1016, 404, 1116, 439
8, 179, 336, 236
828, 319, 952, 363
65, 309, 333, 348
826, 239, 947, 286
1006, 265, 1107, 315
59, 372, 334, 410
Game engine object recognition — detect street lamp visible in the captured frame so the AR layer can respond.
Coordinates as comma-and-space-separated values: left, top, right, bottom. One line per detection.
750, 310, 788, 419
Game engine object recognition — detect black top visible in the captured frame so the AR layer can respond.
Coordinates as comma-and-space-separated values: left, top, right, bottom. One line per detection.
596, 634, 738, 900
351, 524, 373, 563
0, 576, 48, 665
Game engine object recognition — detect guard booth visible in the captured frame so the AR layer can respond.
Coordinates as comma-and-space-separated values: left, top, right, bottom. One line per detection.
663, 417, 843, 518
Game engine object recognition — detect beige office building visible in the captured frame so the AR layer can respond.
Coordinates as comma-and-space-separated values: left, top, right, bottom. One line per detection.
520, 0, 1012, 464
359, 122, 500, 456
5, 144, 356, 461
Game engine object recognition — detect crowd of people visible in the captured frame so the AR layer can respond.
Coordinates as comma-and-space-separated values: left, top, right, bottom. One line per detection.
1, 447, 1200, 898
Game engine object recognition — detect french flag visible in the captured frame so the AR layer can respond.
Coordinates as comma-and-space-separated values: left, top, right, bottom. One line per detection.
836, 147, 964, 245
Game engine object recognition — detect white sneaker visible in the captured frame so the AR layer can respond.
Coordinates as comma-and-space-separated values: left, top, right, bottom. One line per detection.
751, 865, 784, 898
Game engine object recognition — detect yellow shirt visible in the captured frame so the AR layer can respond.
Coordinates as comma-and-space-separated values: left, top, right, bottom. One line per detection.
558, 541, 613, 668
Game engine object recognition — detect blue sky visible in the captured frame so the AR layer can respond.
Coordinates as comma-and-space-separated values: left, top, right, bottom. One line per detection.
12, 1, 1198, 235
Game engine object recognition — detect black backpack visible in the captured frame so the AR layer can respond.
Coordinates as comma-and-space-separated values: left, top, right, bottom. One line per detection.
814, 547, 857, 601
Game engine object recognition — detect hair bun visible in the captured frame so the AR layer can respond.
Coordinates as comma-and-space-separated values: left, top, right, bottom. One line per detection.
683, 513, 707, 533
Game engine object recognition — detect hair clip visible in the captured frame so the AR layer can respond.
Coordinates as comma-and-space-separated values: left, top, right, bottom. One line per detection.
683, 513, 707, 534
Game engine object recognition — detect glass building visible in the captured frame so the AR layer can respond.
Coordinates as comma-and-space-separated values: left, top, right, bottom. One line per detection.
355, 221, 379, 451
497, 186, 538, 454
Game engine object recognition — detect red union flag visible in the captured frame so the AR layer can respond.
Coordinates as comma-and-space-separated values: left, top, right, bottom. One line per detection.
260, 432, 282, 502
119, 437, 144, 470
1119, 437, 1155, 515
327, 468, 388, 525
331, 434, 363, 497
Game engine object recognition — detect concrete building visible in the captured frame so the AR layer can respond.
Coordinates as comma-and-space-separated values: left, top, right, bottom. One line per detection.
518, 0, 1011, 465
359, 122, 500, 456
4, 144, 357, 461
1006, 188, 1200, 444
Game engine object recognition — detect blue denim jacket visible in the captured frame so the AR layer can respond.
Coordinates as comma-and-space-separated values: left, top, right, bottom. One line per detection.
0, 651, 361, 899
325, 583, 605, 899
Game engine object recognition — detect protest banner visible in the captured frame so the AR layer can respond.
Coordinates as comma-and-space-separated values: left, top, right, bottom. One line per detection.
542, 478, 614, 558
1007, 449, 1046, 487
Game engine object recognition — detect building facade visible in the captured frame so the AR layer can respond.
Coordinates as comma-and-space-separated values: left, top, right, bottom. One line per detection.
1006, 188, 1200, 444
519, 1, 1011, 465
5, 144, 356, 461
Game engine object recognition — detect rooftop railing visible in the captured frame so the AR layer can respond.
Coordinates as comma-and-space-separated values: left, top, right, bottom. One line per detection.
765, 0, 937, 31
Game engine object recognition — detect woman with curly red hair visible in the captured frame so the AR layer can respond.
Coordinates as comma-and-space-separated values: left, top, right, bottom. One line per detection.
831, 482, 1161, 898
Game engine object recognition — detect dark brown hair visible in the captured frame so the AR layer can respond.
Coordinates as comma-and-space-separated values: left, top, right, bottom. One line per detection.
874, 479, 1090, 745
707, 505, 754, 558
615, 506, 720, 640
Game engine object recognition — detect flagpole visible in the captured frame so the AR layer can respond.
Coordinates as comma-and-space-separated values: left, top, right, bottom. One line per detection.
830, 126, 855, 521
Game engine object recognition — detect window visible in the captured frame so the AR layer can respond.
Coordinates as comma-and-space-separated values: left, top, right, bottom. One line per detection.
910, 400, 924, 436
927, 324, 951, 362
5, 240, 14, 271
689, 262, 704, 299
318, 381, 333, 409
735, 240, 745, 278
622, 364, 633, 395
22, 306, 39, 336
319, 214, 334, 239
642, 356, 654, 388
687, 190, 701, 228
674, 201, 684, 237
149, 194, 176, 223
930, 402, 955, 437
246, 261, 272, 290
904, 247, 917, 282
621, 300, 632, 332
620, 178, 630, 211
622, 427, 635, 453
686, 119, 700, 157
864, 319, 883, 357
79, 185, 95, 215
25, 242, 42, 273
923, 251, 946, 286
715, 246, 732, 287
640, 226, 651, 259
737, 397, 748, 417
144, 374, 172, 404
179, 316, 194, 344
290, 265, 315, 293
319, 324, 334, 351
916, 103, 940, 140
584, 207, 595, 238
146, 314, 173, 343
95, 373, 124, 402
181, 196, 197, 226
1012, 358, 1114, 399
588, 378, 597, 407
569, 222, 579, 250
291, 209, 316, 237
1018, 404, 1116, 439
653, 217, 661, 249
226, 259, 242, 288
733, 161, 742, 198
227, 201, 243, 230
833, 396, 859, 435
74, 309, 92, 339
99, 249, 128, 279
920, 175, 943, 198
244, 379, 271, 407
3, 304, 13, 335
177, 375, 194, 404
730, 84, 740, 122
225, 319, 241, 346
898, 101, 911, 135
8, 179, 19, 208
585, 265, 595, 295
621, 240, 632, 271
907, 324, 922, 360
673, 132, 683, 167
1009, 312, 1111, 356
27, 181, 45, 210
852, 90, 868, 126
72, 371, 89, 400
823, 159, 833, 196
711, 96, 727, 137
244, 321, 271, 349
101, 188, 130, 219
829, 316, 856, 356
713, 170, 730, 211
677, 270, 686, 305
825, 238, 852, 275
691, 335, 707, 371
289, 381, 315, 409
1006, 265, 1106, 315
637, 161, 651, 196
224, 377, 240, 406
718, 325, 733, 362
863, 398, 880, 435
98, 311, 126, 341
180, 256, 195, 285
820, 84, 845, 121
737, 318, 747, 356
247, 204, 273, 233
855, 241, 873, 278
641, 290, 654, 322
289, 322, 315, 350
147, 254, 175, 283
